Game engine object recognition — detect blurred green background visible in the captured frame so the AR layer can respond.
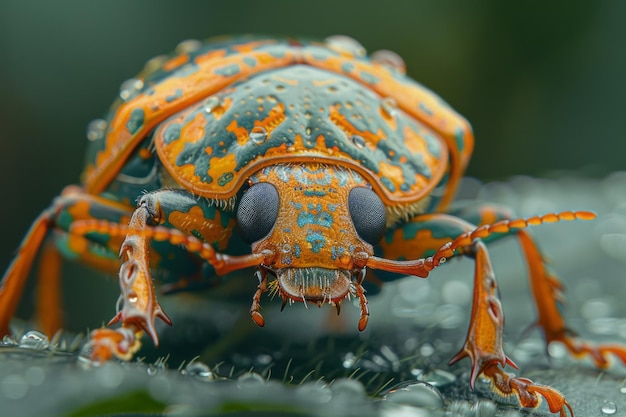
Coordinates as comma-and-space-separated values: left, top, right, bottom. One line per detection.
0, 1, 624, 326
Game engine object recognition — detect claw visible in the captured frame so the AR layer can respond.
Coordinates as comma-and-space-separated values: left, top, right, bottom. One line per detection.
482, 364, 573, 417
87, 326, 142, 363
552, 336, 626, 369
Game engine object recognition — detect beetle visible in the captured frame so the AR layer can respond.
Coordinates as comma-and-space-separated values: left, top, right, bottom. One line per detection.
1, 35, 624, 416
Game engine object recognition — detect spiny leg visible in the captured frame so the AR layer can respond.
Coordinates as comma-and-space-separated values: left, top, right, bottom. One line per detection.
83, 189, 269, 362
367, 211, 594, 416
518, 230, 626, 368
452, 202, 626, 368
448, 240, 572, 415
0, 185, 132, 337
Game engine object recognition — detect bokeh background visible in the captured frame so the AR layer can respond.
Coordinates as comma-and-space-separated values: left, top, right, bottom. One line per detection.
0, 1, 624, 328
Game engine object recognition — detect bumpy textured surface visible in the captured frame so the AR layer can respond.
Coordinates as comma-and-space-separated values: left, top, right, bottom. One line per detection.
84, 36, 472, 209
2, 174, 626, 417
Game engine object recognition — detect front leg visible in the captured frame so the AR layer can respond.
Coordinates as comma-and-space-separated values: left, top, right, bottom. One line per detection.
369, 212, 583, 416
84, 189, 267, 362
449, 240, 572, 416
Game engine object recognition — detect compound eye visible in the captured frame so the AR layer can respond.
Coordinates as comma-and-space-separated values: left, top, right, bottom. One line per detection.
348, 187, 387, 245
237, 182, 279, 244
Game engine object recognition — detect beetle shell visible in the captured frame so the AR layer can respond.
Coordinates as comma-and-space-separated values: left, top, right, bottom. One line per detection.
84, 36, 473, 211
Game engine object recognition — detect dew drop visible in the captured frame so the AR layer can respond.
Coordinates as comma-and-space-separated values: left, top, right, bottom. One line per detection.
342, 352, 357, 368
182, 361, 216, 382
202, 96, 220, 114
331, 378, 366, 398
351, 134, 366, 149
421, 368, 457, 388
602, 401, 617, 415
548, 341, 567, 358
382, 380, 444, 409
143, 55, 168, 73
370, 49, 406, 74
119, 78, 144, 101
86, 119, 107, 141
419, 343, 434, 357
381, 97, 398, 117
236, 372, 265, 385
146, 364, 158, 376
250, 126, 268, 144
296, 382, 332, 403
1, 335, 17, 346
325, 35, 366, 57
175, 39, 202, 54
19, 331, 49, 350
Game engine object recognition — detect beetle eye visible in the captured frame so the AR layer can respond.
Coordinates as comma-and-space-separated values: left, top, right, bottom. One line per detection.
348, 187, 387, 245
237, 182, 280, 244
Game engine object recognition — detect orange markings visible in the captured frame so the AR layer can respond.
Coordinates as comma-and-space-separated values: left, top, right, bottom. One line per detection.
168, 206, 235, 250
163, 53, 190, 72
181, 112, 207, 144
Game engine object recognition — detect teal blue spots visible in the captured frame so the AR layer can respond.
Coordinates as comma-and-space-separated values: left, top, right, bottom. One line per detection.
175, 63, 199, 78
56, 236, 81, 261
215, 63, 241, 77
331, 245, 345, 261
166, 88, 183, 103
163, 123, 182, 144
359, 71, 380, 85
290, 202, 303, 210
303, 189, 327, 197
126, 108, 145, 134
297, 204, 333, 228
380, 177, 396, 193
388, 217, 462, 244
419, 102, 434, 116
341, 62, 355, 73
455, 127, 466, 152
328, 204, 338, 212
243, 57, 257, 68
218, 172, 234, 186
425, 133, 441, 158
293, 243, 301, 258
276, 167, 291, 183
306, 232, 326, 253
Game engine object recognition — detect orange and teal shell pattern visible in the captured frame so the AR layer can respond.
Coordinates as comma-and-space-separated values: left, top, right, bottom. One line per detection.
83, 36, 473, 211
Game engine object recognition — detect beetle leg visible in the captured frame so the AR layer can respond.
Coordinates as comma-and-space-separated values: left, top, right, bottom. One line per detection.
0, 185, 131, 337
250, 268, 268, 327
86, 195, 172, 361
518, 230, 626, 368
452, 202, 626, 368
447, 240, 572, 415
354, 268, 369, 331
83, 189, 270, 361
367, 212, 588, 415
448, 240, 515, 386
480, 364, 573, 417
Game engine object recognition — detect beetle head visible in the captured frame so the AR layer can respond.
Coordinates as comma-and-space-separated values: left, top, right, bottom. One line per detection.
237, 163, 386, 306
